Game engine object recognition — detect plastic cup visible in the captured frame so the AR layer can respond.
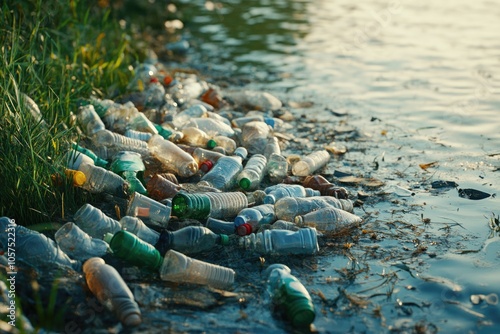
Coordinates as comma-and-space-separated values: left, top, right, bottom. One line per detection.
127, 192, 171, 228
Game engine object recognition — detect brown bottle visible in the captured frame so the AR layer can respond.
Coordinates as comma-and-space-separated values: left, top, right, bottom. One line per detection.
83, 257, 142, 327
146, 174, 182, 201
302, 175, 348, 199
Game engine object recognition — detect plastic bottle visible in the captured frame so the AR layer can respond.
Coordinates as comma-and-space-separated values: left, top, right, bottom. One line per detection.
78, 162, 128, 197
146, 174, 182, 201
192, 147, 225, 165
72, 143, 109, 168
205, 217, 236, 235
270, 220, 300, 231
180, 127, 213, 147
263, 136, 289, 183
292, 150, 330, 176
171, 191, 248, 220
109, 151, 147, 195
234, 204, 277, 236
83, 257, 142, 326
105, 230, 163, 271
119, 216, 160, 245
302, 175, 349, 199
184, 117, 235, 138
231, 115, 283, 129
0, 217, 79, 271
274, 196, 354, 221
155, 123, 184, 142
126, 192, 171, 228
159, 249, 235, 289
143, 79, 166, 109
264, 264, 315, 327
199, 147, 247, 190
263, 185, 320, 205
294, 207, 362, 231
225, 90, 282, 111
74, 204, 122, 239
127, 63, 158, 92
148, 134, 198, 177
102, 101, 158, 134
124, 128, 153, 142
154, 226, 229, 255
240, 121, 273, 155
207, 135, 236, 154
239, 227, 319, 255
171, 104, 208, 129
92, 129, 151, 158
77, 104, 106, 136
51, 168, 87, 188
237, 154, 267, 190
201, 87, 222, 108
55, 222, 109, 261
22, 93, 48, 128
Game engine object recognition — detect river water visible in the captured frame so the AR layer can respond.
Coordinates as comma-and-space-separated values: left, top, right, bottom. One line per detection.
153, 0, 500, 333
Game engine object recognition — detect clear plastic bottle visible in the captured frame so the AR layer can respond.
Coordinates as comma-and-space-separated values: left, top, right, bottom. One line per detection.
126, 192, 171, 228
77, 104, 106, 136
171, 191, 248, 220
127, 63, 158, 92
78, 162, 128, 197
83, 257, 142, 326
106, 230, 163, 271
72, 143, 108, 168
292, 150, 331, 176
226, 90, 282, 111
205, 217, 236, 235
274, 196, 354, 221
263, 185, 320, 205
264, 264, 315, 327
146, 174, 182, 201
192, 147, 225, 165
55, 222, 109, 261
171, 104, 208, 129
231, 115, 283, 129
239, 227, 319, 255
92, 129, 150, 158
148, 134, 198, 177
159, 249, 235, 289
110, 151, 147, 195
119, 216, 160, 245
240, 121, 273, 155
74, 204, 122, 239
102, 101, 157, 134
154, 226, 229, 255
184, 117, 235, 138
302, 175, 349, 199
294, 207, 362, 231
263, 136, 289, 183
199, 147, 247, 190
180, 126, 213, 147
270, 220, 300, 231
22, 93, 48, 128
0, 217, 79, 271
237, 154, 267, 190
207, 135, 236, 154
155, 123, 184, 142
234, 204, 277, 236
124, 128, 153, 142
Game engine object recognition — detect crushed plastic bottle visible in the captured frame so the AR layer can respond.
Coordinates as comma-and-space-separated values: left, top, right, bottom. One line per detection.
270, 220, 300, 231
92, 129, 150, 158
180, 126, 214, 147
72, 143, 109, 168
159, 249, 235, 289
73, 203, 122, 239
119, 216, 160, 245
146, 174, 182, 201
263, 184, 320, 205
264, 264, 316, 327
83, 257, 142, 326
294, 207, 362, 231
110, 151, 147, 195
172, 191, 248, 220
76, 104, 106, 136
264, 136, 289, 183
225, 90, 282, 111
0, 217, 79, 271
55, 222, 109, 261
274, 196, 354, 221
239, 227, 319, 255
171, 104, 208, 129
78, 161, 128, 197
292, 150, 331, 176
240, 121, 273, 155
185, 117, 235, 138
148, 134, 198, 177
154, 226, 229, 255
237, 154, 267, 190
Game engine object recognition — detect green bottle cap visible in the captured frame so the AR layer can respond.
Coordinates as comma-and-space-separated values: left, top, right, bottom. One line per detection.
239, 178, 252, 190
219, 234, 229, 246
206, 139, 217, 149
172, 192, 211, 219
110, 231, 162, 271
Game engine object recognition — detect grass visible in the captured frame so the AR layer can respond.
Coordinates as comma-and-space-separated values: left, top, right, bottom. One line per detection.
0, 0, 152, 226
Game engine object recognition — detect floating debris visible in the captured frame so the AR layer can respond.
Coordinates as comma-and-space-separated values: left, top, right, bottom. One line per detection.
458, 188, 495, 200
431, 180, 458, 189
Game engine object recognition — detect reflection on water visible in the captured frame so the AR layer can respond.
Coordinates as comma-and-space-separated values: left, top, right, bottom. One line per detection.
177, 0, 500, 332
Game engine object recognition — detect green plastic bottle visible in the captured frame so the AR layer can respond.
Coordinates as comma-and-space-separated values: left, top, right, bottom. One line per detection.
105, 230, 163, 271
72, 143, 109, 168
110, 151, 148, 195
171, 191, 248, 220
264, 264, 316, 328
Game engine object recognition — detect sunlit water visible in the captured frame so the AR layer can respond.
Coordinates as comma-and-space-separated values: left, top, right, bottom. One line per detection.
167, 0, 500, 332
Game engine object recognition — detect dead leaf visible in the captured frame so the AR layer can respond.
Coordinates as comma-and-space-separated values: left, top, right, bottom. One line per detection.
419, 161, 438, 170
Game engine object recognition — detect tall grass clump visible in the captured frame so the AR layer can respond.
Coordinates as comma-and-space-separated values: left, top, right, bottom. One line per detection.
0, 0, 142, 227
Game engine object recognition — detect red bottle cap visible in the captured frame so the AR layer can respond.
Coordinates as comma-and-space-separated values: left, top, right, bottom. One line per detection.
236, 223, 253, 236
